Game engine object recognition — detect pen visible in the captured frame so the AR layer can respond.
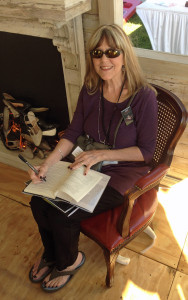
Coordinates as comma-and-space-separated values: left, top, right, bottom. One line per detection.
18, 154, 46, 181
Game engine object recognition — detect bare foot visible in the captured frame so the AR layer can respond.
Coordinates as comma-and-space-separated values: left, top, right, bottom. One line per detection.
43, 252, 83, 288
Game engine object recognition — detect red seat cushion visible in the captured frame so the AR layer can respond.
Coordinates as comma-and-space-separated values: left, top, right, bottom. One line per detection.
81, 188, 158, 251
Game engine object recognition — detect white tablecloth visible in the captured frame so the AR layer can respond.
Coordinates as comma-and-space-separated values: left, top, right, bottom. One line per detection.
136, 0, 188, 55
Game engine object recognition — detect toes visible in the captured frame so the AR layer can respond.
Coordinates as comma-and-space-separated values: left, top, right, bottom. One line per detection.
44, 275, 70, 288
32, 266, 49, 280
43, 273, 50, 284
32, 259, 40, 275
45, 278, 56, 288
35, 268, 45, 279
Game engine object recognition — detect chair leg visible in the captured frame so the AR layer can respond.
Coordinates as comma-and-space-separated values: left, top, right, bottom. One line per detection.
103, 248, 119, 287
140, 225, 157, 254
116, 255, 130, 265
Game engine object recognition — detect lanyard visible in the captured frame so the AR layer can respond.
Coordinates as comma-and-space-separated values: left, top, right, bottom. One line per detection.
100, 78, 126, 144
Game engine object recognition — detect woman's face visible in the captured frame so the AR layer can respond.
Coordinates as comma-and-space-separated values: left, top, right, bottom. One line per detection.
92, 38, 124, 82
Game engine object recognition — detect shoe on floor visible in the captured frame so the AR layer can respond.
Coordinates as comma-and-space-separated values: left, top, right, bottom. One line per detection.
2, 93, 31, 114
3, 98, 20, 118
38, 119, 57, 136
30, 107, 49, 113
42, 128, 57, 136
25, 111, 43, 146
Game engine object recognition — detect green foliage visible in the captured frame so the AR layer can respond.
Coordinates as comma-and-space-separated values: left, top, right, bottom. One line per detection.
124, 14, 152, 50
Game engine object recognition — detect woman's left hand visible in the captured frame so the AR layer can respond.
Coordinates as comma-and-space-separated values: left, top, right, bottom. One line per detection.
70, 150, 104, 175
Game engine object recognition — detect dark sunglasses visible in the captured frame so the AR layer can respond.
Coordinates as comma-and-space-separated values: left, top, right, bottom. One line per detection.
90, 48, 121, 59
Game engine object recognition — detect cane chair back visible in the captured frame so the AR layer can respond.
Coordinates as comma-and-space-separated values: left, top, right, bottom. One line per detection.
151, 84, 187, 168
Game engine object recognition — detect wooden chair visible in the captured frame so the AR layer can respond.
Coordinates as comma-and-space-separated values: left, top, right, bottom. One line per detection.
80, 84, 188, 287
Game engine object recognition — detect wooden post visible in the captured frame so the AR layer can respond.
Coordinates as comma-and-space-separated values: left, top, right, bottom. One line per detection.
98, 0, 123, 27
53, 16, 86, 121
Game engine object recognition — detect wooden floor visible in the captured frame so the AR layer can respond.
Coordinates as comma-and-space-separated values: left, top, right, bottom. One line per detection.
0, 162, 188, 300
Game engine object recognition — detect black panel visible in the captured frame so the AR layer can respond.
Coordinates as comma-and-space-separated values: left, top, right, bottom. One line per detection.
0, 31, 70, 130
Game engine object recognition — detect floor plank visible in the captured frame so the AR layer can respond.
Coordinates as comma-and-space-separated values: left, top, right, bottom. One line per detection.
168, 271, 188, 300
0, 162, 31, 205
178, 234, 188, 275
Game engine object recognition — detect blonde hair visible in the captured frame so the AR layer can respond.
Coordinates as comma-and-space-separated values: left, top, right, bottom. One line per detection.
85, 24, 149, 95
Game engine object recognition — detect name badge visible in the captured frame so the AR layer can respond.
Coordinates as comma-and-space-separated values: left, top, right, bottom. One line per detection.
121, 106, 134, 125
72, 146, 83, 157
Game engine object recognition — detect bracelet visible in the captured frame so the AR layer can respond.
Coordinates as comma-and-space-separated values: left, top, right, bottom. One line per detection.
58, 148, 64, 158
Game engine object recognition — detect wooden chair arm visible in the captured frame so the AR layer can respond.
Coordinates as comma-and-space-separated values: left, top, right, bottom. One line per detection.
118, 164, 169, 238
128, 163, 169, 199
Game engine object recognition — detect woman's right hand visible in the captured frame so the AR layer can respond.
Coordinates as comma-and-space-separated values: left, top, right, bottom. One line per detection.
28, 163, 49, 184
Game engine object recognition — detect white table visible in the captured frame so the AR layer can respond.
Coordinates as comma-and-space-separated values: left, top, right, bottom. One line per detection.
136, 0, 188, 55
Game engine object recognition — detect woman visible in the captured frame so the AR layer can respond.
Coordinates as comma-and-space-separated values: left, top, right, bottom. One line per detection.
29, 24, 158, 292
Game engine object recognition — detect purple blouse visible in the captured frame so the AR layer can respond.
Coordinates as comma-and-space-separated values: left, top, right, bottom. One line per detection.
63, 85, 158, 195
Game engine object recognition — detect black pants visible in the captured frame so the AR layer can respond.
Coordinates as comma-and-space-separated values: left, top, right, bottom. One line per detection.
30, 186, 125, 270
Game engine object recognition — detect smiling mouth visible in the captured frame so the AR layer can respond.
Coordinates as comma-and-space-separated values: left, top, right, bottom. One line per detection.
100, 66, 113, 70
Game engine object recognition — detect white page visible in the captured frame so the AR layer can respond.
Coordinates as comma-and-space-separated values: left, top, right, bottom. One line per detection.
74, 174, 110, 211
58, 166, 103, 202
24, 161, 71, 199
54, 172, 110, 212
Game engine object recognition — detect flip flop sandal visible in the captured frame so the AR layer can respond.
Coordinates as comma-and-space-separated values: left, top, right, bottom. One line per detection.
30, 107, 49, 113
42, 127, 57, 137
25, 111, 43, 146
29, 257, 55, 283
41, 251, 86, 293
2, 99, 20, 118
3, 106, 10, 136
3, 93, 49, 113
3, 92, 15, 101
2, 93, 31, 114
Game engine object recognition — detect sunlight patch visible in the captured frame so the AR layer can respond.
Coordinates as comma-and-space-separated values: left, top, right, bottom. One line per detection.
177, 284, 186, 300
122, 280, 160, 299
158, 178, 188, 252
123, 22, 142, 35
